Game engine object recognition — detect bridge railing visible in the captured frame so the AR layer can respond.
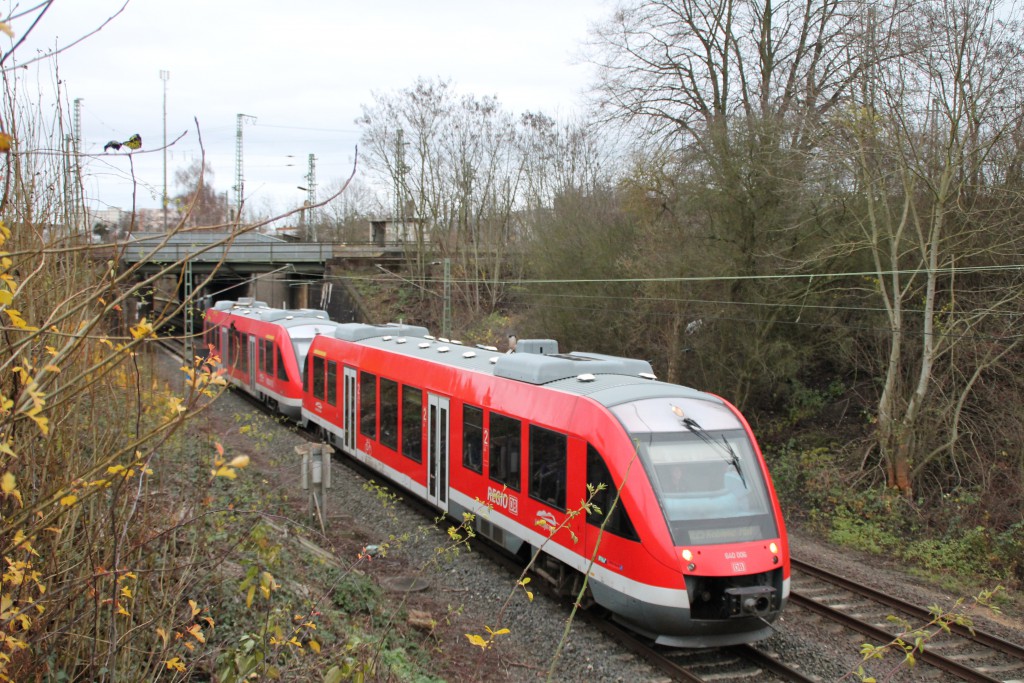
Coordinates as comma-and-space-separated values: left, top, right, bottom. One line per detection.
120, 241, 332, 263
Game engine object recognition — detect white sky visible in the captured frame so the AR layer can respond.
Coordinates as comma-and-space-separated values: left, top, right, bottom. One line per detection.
11, 0, 613, 217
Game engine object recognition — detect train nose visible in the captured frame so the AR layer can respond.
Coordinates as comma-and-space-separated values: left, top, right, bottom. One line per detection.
725, 586, 776, 617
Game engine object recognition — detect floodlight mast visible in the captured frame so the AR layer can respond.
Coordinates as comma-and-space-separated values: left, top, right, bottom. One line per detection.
233, 113, 256, 222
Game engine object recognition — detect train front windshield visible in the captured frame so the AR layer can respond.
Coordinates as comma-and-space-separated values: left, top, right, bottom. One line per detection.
611, 398, 779, 546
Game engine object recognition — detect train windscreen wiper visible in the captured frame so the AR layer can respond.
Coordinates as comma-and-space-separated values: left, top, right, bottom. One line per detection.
670, 405, 748, 490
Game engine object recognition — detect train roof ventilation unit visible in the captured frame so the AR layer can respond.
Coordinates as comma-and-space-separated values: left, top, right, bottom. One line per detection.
514, 339, 559, 355
334, 322, 430, 342
494, 349, 656, 385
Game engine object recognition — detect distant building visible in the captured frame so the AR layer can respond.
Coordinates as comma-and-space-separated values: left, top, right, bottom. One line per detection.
369, 217, 427, 246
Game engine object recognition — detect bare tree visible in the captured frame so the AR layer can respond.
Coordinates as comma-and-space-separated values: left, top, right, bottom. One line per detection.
587, 0, 861, 405
358, 78, 531, 320
838, 0, 1024, 494
173, 160, 229, 229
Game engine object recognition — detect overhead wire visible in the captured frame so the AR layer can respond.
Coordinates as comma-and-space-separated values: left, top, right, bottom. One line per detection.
273, 264, 1024, 343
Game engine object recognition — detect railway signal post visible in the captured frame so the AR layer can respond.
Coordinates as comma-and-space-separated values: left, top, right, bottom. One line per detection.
298, 443, 331, 532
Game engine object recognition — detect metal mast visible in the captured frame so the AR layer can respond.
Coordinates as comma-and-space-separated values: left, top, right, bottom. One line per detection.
305, 154, 317, 240
394, 127, 406, 229
233, 113, 255, 222
160, 70, 169, 230
71, 98, 83, 234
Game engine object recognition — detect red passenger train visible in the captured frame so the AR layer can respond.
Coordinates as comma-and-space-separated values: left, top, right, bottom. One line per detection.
204, 299, 337, 420
203, 299, 790, 647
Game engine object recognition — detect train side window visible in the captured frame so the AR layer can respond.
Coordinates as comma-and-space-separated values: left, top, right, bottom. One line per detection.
312, 355, 326, 400
402, 385, 422, 462
327, 361, 338, 406
259, 339, 270, 373
529, 426, 567, 511
276, 346, 288, 381
236, 332, 248, 374
462, 405, 483, 474
228, 329, 238, 367
380, 378, 399, 450
489, 412, 521, 492
359, 371, 377, 440
586, 445, 639, 541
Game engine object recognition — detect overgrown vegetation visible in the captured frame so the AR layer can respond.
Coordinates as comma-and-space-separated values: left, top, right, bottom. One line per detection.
0, 11, 447, 681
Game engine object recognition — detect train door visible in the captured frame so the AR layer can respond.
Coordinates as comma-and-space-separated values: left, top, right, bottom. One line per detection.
220, 327, 229, 362
247, 335, 256, 391
343, 366, 357, 453
426, 394, 450, 511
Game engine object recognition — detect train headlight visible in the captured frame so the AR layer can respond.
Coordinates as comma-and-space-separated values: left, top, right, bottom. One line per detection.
769, 542, 778, 554
681, 549, 693, 562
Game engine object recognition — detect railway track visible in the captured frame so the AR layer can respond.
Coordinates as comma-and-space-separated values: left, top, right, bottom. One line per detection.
790, 558, 1024, 682
583, 615, 819, 682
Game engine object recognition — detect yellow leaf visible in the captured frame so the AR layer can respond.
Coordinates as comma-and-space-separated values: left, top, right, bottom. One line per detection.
246, 585, 255, 608
0, 23, 13, 39
59, 494, 78, 506
130, 318, 155, 340
0, 290, 11, 306
156, 627, 168, 645
1, 472, 15, 494
4, 309, 37, 331
213, 466, 237, 479
465, 634, 488, 649
187, 624, 205, 643
44, 365, 60, 373
227, 455, 250, 469
165, 657, 185, 673
189, 599, 200, 617
0, 132, 13, 154
309, 639, 321, 654
28, 413, 48, 436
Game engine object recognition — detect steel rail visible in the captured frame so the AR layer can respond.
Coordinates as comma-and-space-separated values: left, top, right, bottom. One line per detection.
793, 558, 1024, 662
789, 591, 1002, 683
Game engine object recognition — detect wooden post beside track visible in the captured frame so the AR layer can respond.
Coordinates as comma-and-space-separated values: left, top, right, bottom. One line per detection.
297, 443, 331, 534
